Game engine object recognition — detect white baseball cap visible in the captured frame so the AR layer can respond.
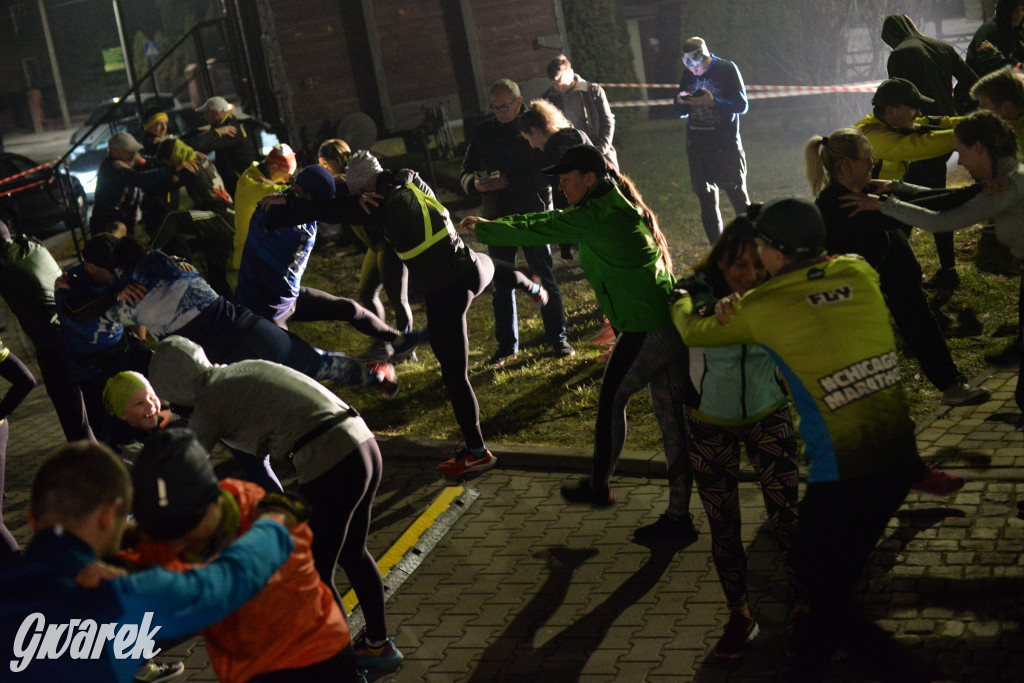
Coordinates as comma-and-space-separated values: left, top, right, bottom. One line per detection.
197, 96, 232, 113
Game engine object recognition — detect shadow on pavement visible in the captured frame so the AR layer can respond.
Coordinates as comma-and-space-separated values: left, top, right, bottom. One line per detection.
465, 543, 679, 682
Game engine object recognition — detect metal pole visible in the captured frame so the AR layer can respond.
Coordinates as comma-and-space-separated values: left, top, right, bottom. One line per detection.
36, 0, 71, 129
112, 0, 141, 116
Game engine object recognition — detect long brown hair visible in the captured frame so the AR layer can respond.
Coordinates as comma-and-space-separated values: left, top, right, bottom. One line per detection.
614, 172, 672, 272
691, 217, 758, 287
954, 110, 1018, 178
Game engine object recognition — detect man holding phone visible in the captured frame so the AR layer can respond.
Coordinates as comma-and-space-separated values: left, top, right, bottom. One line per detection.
675, 36, 751, 243
460, 78, 573, 366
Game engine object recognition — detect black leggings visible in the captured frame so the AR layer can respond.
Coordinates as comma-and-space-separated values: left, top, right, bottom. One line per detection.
299, 438, 387, 642
287, 287, 400, 341
359, 246, 413, 334
422, 255, 497, 450
791, 467, 918, 682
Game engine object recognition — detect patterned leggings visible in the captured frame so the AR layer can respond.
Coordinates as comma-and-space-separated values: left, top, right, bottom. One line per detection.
591, 327, 693, 515
686, 404, 801, 607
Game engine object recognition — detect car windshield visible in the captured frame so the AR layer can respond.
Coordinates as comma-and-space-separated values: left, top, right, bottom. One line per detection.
83, 96, 177, 126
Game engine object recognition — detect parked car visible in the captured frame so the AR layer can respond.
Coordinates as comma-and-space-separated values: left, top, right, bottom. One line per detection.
67, 105, 204, 201
0, 152, 88, 237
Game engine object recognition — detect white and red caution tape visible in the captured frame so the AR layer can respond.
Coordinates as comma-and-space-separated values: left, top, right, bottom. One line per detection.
596, 81, 882, 107
0, 160, 58, 198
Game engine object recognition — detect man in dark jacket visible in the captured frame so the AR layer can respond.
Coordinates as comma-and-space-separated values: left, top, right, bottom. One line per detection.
460, 78, 572, 365
674, 37, 750, 243
881, 14, 979, 290
184, 96, 259, 197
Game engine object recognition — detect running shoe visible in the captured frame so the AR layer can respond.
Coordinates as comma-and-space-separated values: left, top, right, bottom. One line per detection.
365, 361, 399, 399
632, 512, 698, 547
134, 661, 185, 682
910, 462, 965, 496
714, 610, 759, 659
592, 318, 616, 345
352, 635, 404, 671
392, 329, 428, 360
940, 382, 990, 406
922, 268, 960, 290
560, 477, 614, 507
438, 449, 497, 476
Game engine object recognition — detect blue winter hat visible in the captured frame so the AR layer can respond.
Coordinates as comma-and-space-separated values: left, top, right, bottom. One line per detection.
295, 165, 336, 201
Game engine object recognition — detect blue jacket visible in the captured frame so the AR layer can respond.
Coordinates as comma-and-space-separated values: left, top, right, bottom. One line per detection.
0, 520, 293, 682
56, 264, 126, 380
674, 55, 748, 149
234, 201, 317, 323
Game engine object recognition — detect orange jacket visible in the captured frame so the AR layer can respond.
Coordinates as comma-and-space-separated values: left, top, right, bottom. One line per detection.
126, 479, 349, 682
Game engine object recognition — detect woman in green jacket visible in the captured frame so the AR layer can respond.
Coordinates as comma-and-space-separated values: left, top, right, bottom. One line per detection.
464, 145, 699, 542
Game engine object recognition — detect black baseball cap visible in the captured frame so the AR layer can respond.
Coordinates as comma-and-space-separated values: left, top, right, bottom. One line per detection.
738, 197, 826, 258
542, 144, 609, 176
131, 428, 222, 541
872, 78, 934, 109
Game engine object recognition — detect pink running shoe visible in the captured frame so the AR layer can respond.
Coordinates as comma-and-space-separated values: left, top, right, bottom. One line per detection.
910, 463, 965, 496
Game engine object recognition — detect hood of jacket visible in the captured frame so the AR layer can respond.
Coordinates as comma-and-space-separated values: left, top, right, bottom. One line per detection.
997, 0, 1022, 29
882, 14, 922, 48
148, 335, 216, 408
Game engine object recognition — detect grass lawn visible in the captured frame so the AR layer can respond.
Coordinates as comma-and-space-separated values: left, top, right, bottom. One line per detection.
292, 100, 1019, 453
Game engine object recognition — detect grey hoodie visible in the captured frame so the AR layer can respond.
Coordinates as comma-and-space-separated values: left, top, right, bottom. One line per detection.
149, 336, 374, 483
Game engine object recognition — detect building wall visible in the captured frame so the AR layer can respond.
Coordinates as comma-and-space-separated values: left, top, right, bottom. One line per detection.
261, 0, 564, 139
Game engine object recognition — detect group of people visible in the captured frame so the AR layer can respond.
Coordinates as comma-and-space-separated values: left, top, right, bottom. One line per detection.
2, 9, 1024, 680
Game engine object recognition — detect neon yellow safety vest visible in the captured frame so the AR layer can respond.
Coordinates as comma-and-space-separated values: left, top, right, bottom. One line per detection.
394, 183, 457, 260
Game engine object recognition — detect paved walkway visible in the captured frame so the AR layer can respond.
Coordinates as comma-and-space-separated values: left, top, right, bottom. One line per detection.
1, 286, 1022, 681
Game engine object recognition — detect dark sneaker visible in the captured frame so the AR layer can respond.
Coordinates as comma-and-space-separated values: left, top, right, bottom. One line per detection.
940, 382, 990, 406
911, 462, 965, 496
922, 268, 960, 290
560, 477, 614, 507
714, 610, 759, 659
633, 513, 698, 547
392, 328, 428, 360
135, 661, 185, 682
365, 361, 399, 399
438, 450, 497, 476
356, 341, 393, 362
985, 341, 1022, 369
488, 349, 517, 367
352, 635, 404, 671
551, 340, 576, 358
